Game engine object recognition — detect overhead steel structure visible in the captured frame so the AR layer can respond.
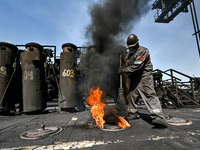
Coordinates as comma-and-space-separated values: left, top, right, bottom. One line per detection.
152, 0, 200, 58
152, 0, 190, 23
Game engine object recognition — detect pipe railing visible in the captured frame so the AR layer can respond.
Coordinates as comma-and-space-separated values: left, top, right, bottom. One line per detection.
154, 68, 200, 103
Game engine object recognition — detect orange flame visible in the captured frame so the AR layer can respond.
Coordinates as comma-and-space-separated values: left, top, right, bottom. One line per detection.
117, 116, 131, 129
86, 87, 106, 128
87, 87, 131, 129
113, 109, 131, 129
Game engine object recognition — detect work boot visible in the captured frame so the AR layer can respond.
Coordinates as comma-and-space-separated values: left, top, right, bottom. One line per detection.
125, 111, 140, 120
152, 117, 168, 128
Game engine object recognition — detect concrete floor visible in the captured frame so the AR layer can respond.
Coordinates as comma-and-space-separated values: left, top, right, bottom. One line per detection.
0, 106, 200, 150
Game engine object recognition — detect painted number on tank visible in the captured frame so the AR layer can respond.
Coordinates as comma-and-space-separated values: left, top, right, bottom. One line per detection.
24, 70, 33, 80
0, 66, 7, 75
62, 69, 75, 77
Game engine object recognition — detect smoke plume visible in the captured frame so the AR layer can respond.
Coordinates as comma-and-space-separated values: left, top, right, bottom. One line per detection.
81, 0, 151, 97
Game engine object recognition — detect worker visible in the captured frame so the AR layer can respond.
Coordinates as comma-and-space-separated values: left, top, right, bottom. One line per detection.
118, 34, 168, 128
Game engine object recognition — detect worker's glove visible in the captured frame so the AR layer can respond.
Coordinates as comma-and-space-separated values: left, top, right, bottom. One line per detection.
118, 68, 125, 74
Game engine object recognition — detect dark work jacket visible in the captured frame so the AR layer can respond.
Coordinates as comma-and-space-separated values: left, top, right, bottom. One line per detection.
124, 46, 153, 78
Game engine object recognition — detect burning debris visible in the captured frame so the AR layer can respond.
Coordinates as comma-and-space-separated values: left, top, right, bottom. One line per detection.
86, 87, 130, 130
86, 87, 106, 128
113, 109, 131, 129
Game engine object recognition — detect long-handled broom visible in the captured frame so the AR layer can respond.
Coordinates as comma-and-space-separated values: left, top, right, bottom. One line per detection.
116, 54, 127, 117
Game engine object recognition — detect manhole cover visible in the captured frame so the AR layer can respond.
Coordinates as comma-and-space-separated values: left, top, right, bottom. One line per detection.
20, 124, 62, 140
184, 136, 200, 147
101, 123, 125, 131
167, 116, 192, 126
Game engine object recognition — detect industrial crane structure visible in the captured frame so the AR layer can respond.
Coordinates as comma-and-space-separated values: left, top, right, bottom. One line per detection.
152, 0, 200, 57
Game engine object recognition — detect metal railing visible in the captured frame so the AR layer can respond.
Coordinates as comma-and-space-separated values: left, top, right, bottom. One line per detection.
153, 69, 200, 107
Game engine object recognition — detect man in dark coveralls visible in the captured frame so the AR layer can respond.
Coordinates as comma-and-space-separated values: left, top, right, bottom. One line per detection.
119, 34, 168, 128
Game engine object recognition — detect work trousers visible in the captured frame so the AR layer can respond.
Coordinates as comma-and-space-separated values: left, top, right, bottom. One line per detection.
128, 75, 166, 120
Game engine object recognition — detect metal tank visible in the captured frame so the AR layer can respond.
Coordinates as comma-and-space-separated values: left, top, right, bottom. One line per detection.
58, 43, 78, 112
21, 42, 46, 113
0, 42, 18, 113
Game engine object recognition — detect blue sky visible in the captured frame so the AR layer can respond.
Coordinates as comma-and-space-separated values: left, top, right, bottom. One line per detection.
0, 0, 200, 81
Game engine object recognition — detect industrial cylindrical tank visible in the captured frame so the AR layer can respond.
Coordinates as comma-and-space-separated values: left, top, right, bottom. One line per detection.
0, 42, 18, 113
58, 43, 78, 112
21, 42, 46, 113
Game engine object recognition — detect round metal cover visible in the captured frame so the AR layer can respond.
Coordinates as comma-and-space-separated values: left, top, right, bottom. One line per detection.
20, 126, 62, 140
184, 136, 200, 147
167, 117, 192, 126
101, 124, 125, 132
